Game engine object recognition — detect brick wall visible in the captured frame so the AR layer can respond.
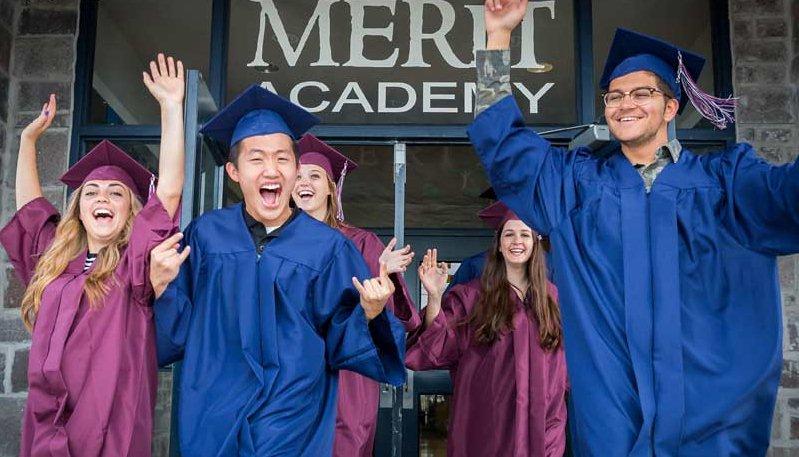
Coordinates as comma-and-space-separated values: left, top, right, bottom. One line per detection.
729, 0, 799, 455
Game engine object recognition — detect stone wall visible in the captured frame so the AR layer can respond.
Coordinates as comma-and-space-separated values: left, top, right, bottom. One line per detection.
729, 0, 799, 455
0, 1, 76, 455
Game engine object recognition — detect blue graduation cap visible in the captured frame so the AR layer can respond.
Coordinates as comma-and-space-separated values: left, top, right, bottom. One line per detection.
600, 28, 736, 129
201, 84, 320, 148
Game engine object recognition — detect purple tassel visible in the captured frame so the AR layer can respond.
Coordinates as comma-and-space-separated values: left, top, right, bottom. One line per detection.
677, 52, 738, 129
335, 162, 348, 222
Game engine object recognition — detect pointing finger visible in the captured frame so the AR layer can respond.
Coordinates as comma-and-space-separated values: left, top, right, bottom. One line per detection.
352, 277, 366, 296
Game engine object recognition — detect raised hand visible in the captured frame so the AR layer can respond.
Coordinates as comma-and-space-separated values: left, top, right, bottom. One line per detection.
418, 248, 449, 300
352, 262, 396, 321
149, 232, 191, 299
484, 0, 528, 48
147, 53, 186, 219
21, 94, 56, 142
143, 53, 185, 107
378, 237, 414, 275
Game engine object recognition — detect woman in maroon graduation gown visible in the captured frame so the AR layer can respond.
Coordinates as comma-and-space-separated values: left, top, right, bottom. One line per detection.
0, 55, 185, 457
291, 134, 419, 457
407, 203, 568, 457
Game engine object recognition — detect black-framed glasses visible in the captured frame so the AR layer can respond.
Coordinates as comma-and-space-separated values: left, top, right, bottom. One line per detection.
602, 87, 668, 107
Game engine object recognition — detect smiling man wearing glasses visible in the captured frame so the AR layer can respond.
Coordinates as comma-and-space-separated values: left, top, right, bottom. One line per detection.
468, 1, 799, 456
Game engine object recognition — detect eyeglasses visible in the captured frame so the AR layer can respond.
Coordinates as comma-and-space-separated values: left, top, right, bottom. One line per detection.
602, 87, 668, 108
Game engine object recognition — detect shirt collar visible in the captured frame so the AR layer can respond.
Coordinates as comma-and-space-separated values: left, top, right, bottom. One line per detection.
660, 138, 682, 163
241, 204, 298, 241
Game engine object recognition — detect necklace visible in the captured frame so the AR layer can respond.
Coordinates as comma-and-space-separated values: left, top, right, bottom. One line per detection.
509, 281, 530, 299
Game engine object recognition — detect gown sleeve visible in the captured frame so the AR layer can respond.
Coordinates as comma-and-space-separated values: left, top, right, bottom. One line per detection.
0, 197, 60, 286
124, 194, 179, 305
154, 220, 199, 367
467, 95, 589, 236
317, 238, 407, 386
405, 285, 472, 371
714, 143, 799, 256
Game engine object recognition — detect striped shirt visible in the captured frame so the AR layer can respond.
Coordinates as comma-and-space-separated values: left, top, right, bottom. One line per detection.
84, 253, 97, 272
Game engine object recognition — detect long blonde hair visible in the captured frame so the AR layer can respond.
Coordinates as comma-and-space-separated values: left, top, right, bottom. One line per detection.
322, 176, 343, 229
20, 184, 142, 330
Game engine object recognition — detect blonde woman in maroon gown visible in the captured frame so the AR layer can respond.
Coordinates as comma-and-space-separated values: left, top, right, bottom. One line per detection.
291, 134, 419, 456
0, 54, 185, 456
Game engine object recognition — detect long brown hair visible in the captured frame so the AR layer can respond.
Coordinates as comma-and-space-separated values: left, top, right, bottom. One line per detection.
19, 184, 142, 330
468, 220, 562, 350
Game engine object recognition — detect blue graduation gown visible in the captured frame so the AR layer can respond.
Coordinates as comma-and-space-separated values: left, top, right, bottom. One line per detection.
468, 96, 799, 456
154, 205, 406, 457
446, 250, 487, 292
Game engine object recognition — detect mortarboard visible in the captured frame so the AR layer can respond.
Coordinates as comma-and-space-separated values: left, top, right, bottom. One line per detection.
297, 134, 358, 221
478, 201, 519, 231
600, 28, 736, 129
60, 140, 154, 201
298, 134, 358, 183
478, 201, 544, 243
201, 84, 320, 148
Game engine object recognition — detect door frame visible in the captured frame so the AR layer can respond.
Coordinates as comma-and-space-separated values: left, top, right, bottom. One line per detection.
371, 228, 493, 457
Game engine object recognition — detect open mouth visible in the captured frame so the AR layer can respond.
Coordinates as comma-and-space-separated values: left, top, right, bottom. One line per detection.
508, 248, 526, 255
617, 116, 642, 123
259, 183, 282, 208
296, 188, 315, 202
92, 208, 115, 222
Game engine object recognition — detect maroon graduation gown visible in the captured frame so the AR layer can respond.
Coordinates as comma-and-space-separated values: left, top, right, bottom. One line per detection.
0, 196, 175, 457
406, 279, 567, 457
333, 225, 419, 457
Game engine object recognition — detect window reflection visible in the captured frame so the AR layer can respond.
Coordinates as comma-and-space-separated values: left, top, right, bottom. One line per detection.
419, 394, 450, 457
90, 0, 212, 125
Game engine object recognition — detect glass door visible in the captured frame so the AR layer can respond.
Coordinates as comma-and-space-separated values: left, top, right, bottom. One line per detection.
369, 142, 495, 457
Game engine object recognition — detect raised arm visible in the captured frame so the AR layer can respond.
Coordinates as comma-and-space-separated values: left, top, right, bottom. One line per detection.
377, 237, 421, 331
716, 144, 799, 255
15, 94, 56, 210
475, 0, 528, 116
418, 248, 449, 328
405, 249, 467, 371
143, 53, 185, 218
469, 0, 589, 236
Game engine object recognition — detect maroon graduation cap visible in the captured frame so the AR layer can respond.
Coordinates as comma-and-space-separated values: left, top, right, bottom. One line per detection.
60, 140, 154, 201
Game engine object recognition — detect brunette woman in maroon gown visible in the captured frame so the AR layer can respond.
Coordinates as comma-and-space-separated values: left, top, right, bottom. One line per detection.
407, 203, 568, 456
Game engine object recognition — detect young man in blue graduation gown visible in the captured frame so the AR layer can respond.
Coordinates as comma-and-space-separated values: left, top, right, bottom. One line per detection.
150, 85, 407, 456
469, 1, 799, 456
